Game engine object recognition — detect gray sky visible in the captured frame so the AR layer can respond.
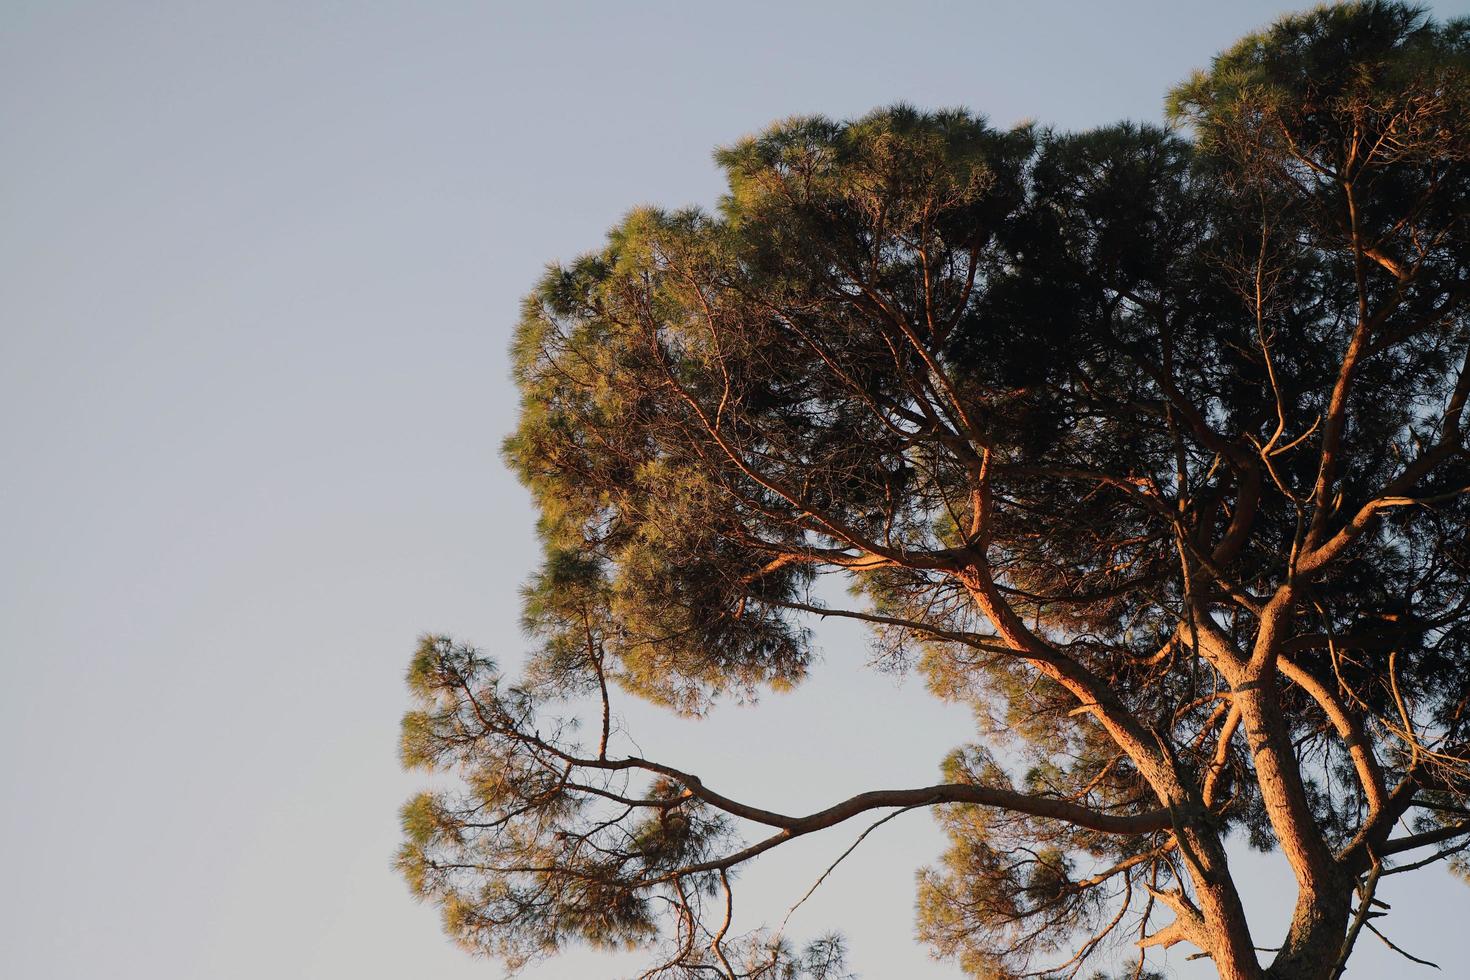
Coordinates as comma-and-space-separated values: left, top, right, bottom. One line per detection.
3, 2, 1468, 978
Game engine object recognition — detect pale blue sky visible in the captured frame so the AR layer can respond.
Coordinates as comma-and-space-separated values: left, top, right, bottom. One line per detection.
3, 3, 1468, 978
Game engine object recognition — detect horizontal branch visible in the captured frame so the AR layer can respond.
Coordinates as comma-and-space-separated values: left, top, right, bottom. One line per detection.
769, 597, 1014, 656
632, 782, 1172, 887
572, 747, 1173, 836
1379, 821, 1470, 858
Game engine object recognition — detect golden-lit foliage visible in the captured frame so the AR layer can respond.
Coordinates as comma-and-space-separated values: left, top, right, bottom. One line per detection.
401, 5, 1470, 978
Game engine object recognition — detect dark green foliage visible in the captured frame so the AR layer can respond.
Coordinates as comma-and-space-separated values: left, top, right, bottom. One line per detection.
402, 5, 1470, 978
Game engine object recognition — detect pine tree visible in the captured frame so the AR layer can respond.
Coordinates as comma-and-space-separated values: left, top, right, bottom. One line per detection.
398, 5, 1470, 977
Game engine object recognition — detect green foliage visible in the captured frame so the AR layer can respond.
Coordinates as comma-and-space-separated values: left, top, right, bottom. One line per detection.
403, 5, 1470, 978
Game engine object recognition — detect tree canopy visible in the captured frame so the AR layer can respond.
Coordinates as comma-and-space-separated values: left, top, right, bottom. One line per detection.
397, 4, 1470, 978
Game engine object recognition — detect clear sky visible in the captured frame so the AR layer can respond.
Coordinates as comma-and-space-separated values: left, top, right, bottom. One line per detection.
4, 3, 1468, 978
